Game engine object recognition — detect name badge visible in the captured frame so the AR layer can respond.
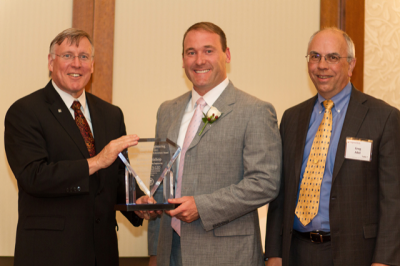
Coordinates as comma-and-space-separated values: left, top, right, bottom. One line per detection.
344, 137, 373, 162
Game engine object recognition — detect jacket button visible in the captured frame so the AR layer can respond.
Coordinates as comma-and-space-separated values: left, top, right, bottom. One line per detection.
77, 186, 81, 192
66, 188, 69, 193
96, 218, 100, 223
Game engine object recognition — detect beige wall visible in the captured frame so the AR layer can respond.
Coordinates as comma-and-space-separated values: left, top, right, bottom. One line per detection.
0, 0, 320, 258
365, 0, 400, 110
0, 0, 73, 256
113, 0, 320, 257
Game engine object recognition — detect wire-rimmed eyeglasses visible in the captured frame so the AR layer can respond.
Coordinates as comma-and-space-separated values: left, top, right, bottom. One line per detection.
306, 53, 352, 64
52, 53, 93, 62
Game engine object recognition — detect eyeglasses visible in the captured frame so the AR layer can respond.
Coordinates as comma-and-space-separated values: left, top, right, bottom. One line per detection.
52, 53, 92, 62
306, 53, 352, 64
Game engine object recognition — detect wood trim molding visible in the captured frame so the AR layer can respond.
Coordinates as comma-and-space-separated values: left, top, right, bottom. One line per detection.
72, 0, 94, 37
320, 0, 365, 92
320, 0, 341, 29
91, 0, 115, 103
73, 0, 115, 103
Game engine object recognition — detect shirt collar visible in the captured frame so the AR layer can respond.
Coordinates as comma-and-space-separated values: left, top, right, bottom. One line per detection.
317, 82, 352, 113
190, 77, 229, 110
52, 80, 87, 112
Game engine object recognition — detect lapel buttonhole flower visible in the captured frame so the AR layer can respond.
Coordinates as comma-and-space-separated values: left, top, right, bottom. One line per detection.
199, 106, 222, 135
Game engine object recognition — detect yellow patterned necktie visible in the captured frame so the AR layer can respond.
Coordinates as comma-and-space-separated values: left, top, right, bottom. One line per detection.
295, 99, 334, 226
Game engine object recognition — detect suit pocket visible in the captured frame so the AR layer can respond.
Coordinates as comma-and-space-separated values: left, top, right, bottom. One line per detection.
24, 216, 65, 231
213, 215, 255, 237
363, 223, 378, 239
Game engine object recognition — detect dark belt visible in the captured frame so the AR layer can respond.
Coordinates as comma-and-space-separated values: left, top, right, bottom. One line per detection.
294, 230, 331, 243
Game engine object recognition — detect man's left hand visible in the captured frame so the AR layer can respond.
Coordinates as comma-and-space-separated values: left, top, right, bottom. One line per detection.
371, 263, 389, 266
165, 196, 199, 223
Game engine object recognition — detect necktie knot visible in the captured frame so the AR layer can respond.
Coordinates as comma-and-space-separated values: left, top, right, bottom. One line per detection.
71, 101, 82, 111
323, 100, 334, 110
196, 97, 206, 109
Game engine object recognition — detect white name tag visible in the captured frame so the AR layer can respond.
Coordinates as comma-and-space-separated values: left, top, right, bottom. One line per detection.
344, 137, 373, 162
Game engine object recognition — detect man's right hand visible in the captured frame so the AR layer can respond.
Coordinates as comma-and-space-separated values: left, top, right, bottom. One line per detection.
87, 135, 139, 175
265, 257, 282, 266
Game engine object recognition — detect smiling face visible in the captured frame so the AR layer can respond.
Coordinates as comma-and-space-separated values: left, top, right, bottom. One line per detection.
307, 30, 356, 99
182, 29, 231, 95
48, 37, 94, 98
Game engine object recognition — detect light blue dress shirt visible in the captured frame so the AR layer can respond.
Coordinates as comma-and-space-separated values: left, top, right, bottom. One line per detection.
293, 82, 352, 232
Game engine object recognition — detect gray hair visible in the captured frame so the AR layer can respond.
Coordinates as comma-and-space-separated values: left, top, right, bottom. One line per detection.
307, 27, 355, 63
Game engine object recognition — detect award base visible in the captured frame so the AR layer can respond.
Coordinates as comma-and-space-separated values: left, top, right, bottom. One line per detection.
115, 203, 179, 211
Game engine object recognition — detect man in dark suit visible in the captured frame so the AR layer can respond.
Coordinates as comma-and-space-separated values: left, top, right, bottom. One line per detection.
5, 28, 152, 266
265, 28, 400, 266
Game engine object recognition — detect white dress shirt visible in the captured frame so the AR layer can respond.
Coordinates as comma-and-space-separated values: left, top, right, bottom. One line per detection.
52, 80, 94, 137
175, 77, 229, 172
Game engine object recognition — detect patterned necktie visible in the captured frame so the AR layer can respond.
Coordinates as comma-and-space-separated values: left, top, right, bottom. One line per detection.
295, 100, 334, 226
71, 101, 96, 157
172, 97, 207, 236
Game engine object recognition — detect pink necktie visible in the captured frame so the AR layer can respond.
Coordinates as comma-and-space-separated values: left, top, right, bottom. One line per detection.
172, 97, 207, 236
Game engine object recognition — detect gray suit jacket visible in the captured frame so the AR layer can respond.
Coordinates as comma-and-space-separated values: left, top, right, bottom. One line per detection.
265, 86, 400, 265
148, 81, 282, 266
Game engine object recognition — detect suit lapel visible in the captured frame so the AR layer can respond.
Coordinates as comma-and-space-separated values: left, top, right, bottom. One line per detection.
45, 81, 90, 158
86, 93, 108, 191
188, 82, 235, 150
294, 96, 316, 187
167, 92, 191, 175
86, 94, 107, 156
332, 87, 368, 183
167, 92, 191, 145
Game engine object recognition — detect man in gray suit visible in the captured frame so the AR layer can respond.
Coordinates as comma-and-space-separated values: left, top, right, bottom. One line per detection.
265, 28, 400, 266
148, 22, 282, 266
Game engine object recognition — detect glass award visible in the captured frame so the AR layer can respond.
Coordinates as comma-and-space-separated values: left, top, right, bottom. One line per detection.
114, 138, 181, 211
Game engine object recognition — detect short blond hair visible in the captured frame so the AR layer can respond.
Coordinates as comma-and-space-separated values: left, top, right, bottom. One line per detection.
49, 28, 94, 56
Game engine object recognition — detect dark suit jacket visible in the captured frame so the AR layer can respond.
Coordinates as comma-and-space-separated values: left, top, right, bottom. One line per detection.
4, 81, 143, 266
265, 86, 400, 265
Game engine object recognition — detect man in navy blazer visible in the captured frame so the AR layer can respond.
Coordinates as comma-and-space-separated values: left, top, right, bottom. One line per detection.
5, 28, 151, 266
265, 28, 400, 266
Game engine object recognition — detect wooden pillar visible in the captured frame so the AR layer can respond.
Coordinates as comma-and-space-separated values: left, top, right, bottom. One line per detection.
73, 0, 115, 103
320, 0, 365, 92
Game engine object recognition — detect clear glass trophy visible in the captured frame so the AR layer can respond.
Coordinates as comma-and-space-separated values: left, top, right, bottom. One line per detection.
114, 138, 181, 211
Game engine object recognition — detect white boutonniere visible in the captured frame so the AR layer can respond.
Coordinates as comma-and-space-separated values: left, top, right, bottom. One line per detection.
198, 106, 222, 136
